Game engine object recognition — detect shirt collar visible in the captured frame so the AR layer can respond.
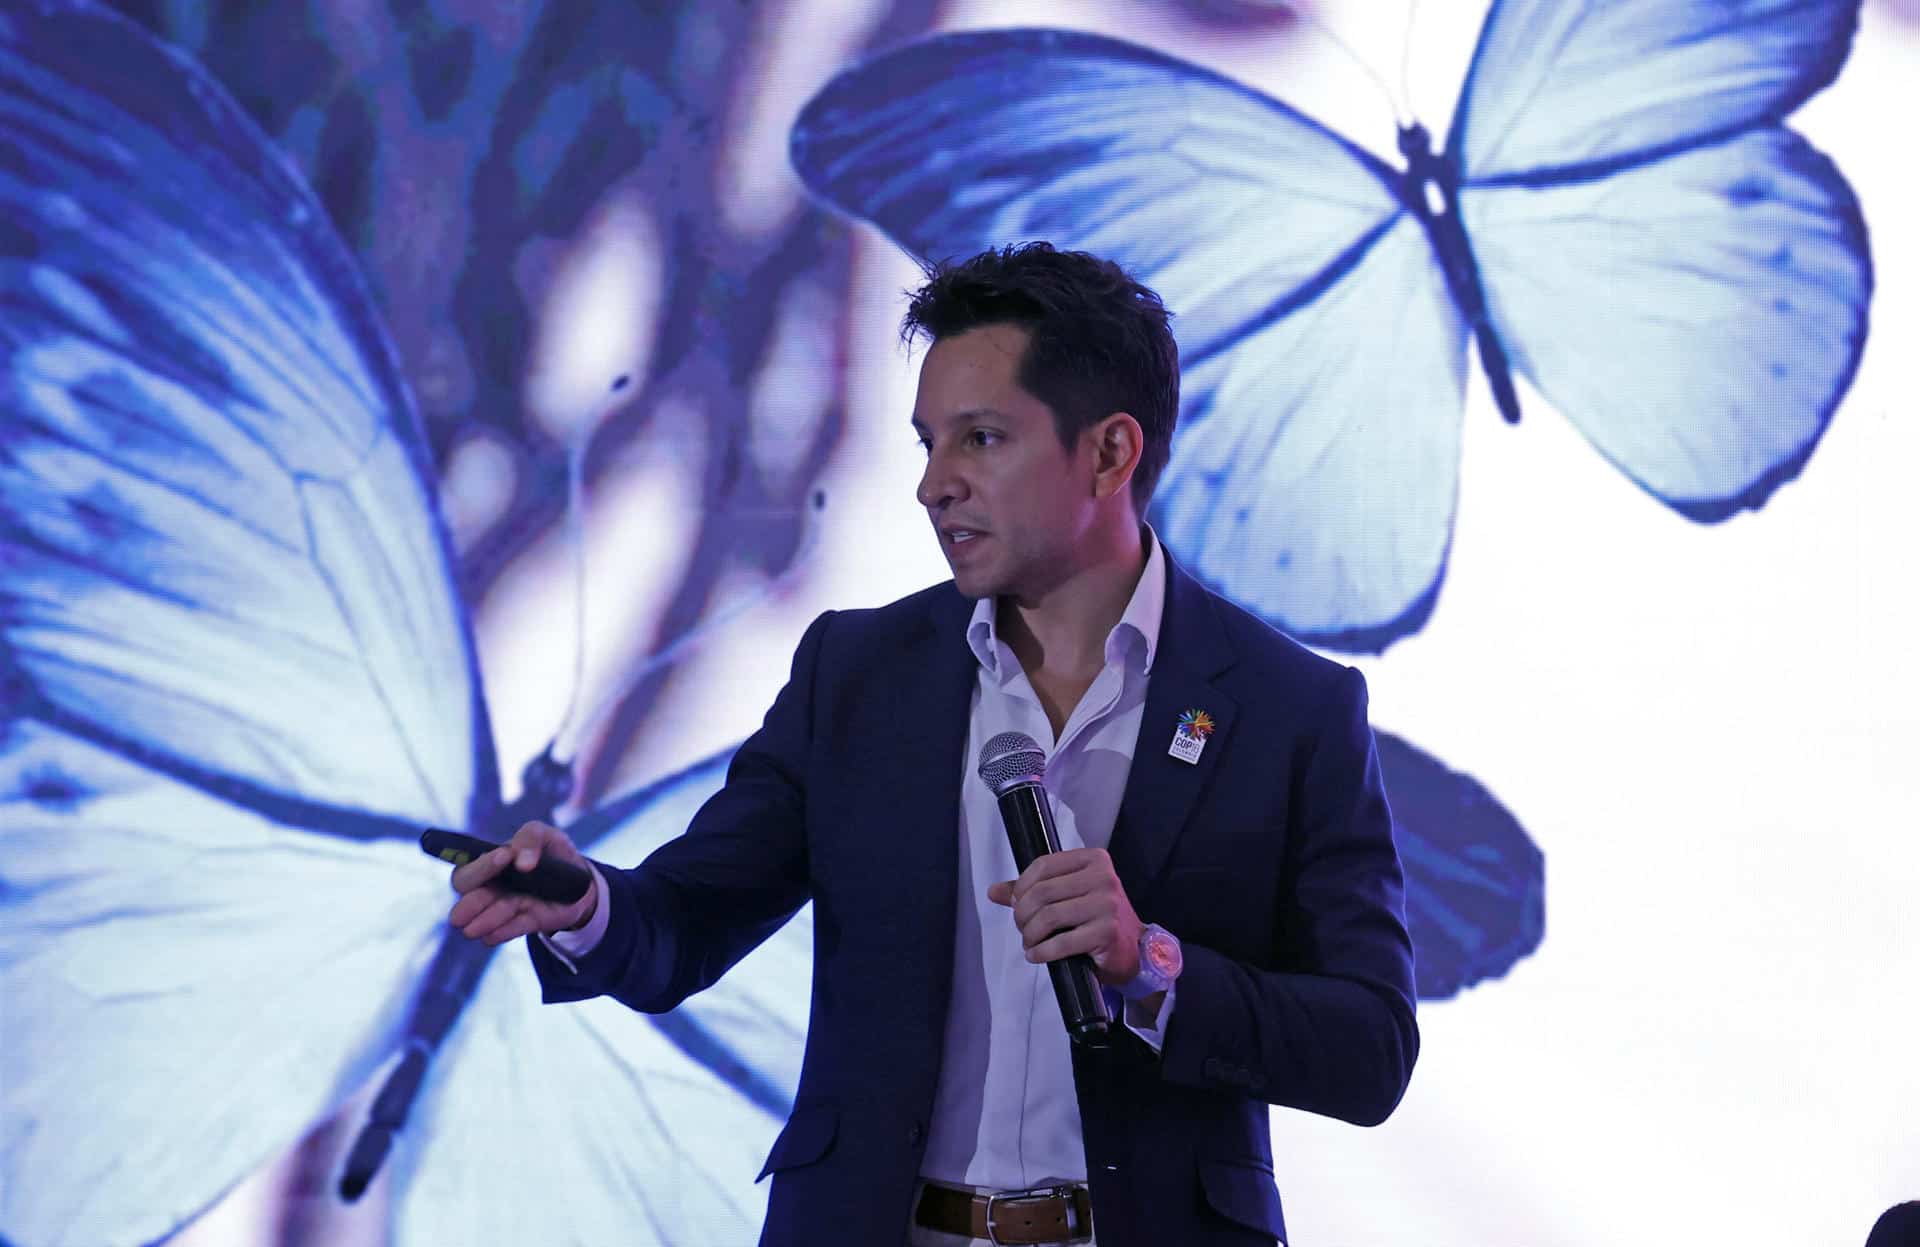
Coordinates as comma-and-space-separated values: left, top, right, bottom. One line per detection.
965, 527, 1166, 680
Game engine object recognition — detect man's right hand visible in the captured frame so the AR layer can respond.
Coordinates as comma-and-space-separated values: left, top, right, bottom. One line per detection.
449, 820, 598, 946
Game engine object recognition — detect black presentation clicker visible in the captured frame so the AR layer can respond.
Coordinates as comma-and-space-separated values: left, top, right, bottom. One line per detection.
420, 828, 593, 906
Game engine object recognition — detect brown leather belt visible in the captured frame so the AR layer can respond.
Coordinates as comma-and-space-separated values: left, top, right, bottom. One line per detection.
914, 1179, 1093, 1244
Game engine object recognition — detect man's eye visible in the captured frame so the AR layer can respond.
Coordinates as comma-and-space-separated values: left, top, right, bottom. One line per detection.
969, 430, 997, 447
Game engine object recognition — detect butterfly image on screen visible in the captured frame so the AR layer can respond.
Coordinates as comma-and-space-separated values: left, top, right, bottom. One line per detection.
790, 0, 1875, 653
0, 4, 811, 1245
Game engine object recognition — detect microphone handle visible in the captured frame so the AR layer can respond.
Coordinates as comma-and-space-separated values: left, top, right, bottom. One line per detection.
997, 781, 1111, 1046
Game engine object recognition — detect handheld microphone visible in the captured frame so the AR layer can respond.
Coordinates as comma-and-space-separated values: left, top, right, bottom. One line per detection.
977, 731, 1111, 1047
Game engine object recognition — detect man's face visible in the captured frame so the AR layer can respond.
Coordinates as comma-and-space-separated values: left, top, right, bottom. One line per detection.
912, 323, 1096, 602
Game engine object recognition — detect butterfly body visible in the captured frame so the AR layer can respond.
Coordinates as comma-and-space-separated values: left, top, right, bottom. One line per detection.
338, 751, 567, 1199
1396, 120, 1523, 424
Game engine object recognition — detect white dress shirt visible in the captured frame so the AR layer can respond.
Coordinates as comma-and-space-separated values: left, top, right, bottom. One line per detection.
548, 533, 1176, 1198
920, 532, 1173, 1192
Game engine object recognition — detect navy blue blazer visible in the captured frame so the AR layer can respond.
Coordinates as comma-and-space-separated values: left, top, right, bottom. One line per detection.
530, 554, 1418, 1246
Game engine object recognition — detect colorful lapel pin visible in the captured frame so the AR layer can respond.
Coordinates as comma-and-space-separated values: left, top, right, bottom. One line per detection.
1168, 707, 1214, 765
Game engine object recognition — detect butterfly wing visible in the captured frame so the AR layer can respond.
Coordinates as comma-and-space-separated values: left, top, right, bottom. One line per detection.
0, 0, 489, 820
1448, 0, 1860, 182
0, 722, 452, 1247
1158, 220, 1466, 649
391, 751, 813, 1246
1, 4, 494, 1243
1451, 0, 1870, 518
794, 29, 1401, 367
1375, 730, 1544, 1000
793, 29, 1467, 648
1461, 132, 1868, 517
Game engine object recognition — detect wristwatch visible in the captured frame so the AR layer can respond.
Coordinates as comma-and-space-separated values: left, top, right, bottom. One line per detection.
1121, 923, 1183, 1001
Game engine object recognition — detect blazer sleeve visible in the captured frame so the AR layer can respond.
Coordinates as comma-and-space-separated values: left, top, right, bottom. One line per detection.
1157, 665, 1420, 1126
526, 611, 830, 1013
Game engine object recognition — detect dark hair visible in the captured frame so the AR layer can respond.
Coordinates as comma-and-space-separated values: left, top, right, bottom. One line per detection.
901, 242, 1179, 511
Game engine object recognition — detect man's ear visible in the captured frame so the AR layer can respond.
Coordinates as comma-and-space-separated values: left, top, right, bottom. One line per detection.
1089, 412, 1144, 502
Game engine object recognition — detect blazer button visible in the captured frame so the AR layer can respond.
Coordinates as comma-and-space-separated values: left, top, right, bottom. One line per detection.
908, 1121, 925, 1146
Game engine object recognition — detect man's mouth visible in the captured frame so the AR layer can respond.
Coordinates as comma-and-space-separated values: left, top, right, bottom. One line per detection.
942, 528, 985, 546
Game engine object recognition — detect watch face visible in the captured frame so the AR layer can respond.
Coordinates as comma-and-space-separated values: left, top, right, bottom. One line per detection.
1144, 928, 1182, 977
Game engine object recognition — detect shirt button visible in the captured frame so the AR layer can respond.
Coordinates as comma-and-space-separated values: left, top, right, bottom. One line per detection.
908, 1121, 925, 1146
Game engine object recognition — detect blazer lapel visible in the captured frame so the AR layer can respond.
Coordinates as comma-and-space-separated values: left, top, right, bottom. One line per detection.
1108, 556, 1238, 901
890, 586, 976, 874
880, 585, 976, 1031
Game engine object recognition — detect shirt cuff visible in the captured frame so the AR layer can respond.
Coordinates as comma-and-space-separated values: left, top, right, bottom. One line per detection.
536, 863, 609, 972
1112, 981, 1176, 1054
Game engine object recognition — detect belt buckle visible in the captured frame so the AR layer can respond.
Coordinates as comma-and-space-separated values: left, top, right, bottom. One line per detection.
984, 1183, 1084, 1246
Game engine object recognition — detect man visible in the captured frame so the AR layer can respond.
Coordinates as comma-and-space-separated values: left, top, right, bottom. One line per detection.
450, 243, 1418, 1246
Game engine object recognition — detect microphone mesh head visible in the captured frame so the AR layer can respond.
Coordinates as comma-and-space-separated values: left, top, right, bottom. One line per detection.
977, 731, 1046, 796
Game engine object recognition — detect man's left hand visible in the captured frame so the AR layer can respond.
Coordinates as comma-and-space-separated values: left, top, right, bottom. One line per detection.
988, 847, 1142, 987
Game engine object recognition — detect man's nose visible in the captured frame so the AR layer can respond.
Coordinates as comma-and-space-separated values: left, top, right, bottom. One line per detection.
916, 449, 966, 511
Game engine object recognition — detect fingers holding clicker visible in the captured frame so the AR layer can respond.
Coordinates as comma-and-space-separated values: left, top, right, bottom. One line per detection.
456, 891, 548, 946
454, 845, 513, 895
447, 822, 569, 899
506, 819, 577, 872
445, 821, 587, 945
448, 857, 512, 923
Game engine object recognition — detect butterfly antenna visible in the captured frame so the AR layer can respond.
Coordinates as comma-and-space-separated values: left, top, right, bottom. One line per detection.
1399, 0, 1420, 123
552, 488, 830, 767
549, 375, 633, 756
1280, 2, 1410, 127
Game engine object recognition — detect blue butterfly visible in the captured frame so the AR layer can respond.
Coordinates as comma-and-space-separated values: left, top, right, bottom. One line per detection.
0, 4, 807, 1244
790, 0, 1874, 652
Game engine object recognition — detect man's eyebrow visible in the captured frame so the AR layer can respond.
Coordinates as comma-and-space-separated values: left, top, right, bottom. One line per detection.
913, 407, 1005, 432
